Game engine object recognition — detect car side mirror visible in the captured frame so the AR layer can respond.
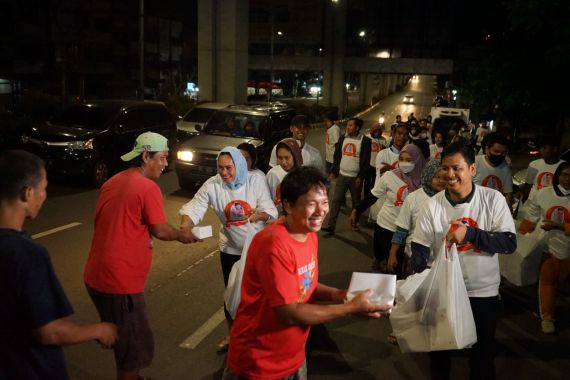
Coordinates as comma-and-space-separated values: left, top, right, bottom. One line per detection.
195, 124, 202, 132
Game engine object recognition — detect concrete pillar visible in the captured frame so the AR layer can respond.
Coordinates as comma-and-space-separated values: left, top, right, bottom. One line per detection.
322, 0, 346, 113
198, 0, 248, 104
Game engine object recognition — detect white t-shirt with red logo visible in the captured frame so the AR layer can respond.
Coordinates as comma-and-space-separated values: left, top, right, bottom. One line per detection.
369, 136, 387, 167
412, 185, 516, 297
179, 173, 278, 255
374, 146, 400, 177
525, 159, 565, 200
339, 134, 363, 177
371, 170, 409, 231
325, 124, 341, 164
525, 186, 570, 260
395, 187, 431, 257
266, 165, 288, 208
474, 155, 513, 194
429, 144, 443, 160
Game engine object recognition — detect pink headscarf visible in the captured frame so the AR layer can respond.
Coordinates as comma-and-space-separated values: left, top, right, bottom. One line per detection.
391, 143, 426, 191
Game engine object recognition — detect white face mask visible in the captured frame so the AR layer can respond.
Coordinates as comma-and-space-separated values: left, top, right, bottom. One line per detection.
558, 184, 570, 196
399, 162, 415, 174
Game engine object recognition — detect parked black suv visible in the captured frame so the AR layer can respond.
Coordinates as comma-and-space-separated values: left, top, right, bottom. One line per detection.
21, 100, 177, 187
175, 102, 295, 189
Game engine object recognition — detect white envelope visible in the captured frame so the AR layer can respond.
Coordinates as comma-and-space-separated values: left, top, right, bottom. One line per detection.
191, 225, 213, 239
347, 272, 397, 305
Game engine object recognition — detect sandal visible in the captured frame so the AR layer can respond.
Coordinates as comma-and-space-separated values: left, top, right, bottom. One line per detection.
216, 336, 230, 353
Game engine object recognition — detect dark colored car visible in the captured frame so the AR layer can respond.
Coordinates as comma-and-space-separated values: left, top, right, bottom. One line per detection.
20, 100, 177, 187
175, 102, 295, 189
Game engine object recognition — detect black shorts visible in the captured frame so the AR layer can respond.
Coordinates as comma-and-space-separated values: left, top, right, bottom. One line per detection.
86, 286, 154, 371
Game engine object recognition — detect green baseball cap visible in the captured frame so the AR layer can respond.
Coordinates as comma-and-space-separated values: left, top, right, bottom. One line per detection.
121, 132, 169, 161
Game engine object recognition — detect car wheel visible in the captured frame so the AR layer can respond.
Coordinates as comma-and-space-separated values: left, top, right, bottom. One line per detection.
92, 160, 110, 187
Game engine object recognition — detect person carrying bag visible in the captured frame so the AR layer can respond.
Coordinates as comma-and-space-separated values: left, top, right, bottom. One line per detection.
391, 243, 477, 353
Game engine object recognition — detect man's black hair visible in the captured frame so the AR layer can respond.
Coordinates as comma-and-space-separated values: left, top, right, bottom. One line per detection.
394, 123, 410, 133
323, 111, 338, 122
130, 151, 160, 167
0, 150, 45, 201
348, 117, 364, 129
281, 166, 328, 213
484, 132, 509, 150
552, 161, 570, 190
441, 141, 475, 166
237, 142, 257, 167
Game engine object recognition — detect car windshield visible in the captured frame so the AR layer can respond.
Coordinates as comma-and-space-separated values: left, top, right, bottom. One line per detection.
51, 105, 117, 130
182, 107, 217, 123
204, 111, 265, 138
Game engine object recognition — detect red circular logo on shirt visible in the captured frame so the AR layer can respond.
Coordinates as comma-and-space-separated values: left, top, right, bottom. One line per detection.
545, 206, 570, 224
372, 141, 380, 153
393, 185, 409, 206
342, 143, 357, 157
536, 172, 554, 189
223, 200, 252, 227
482, 175, 504, 192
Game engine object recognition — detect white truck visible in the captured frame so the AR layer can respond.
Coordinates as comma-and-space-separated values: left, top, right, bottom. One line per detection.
430, 106, 470, 140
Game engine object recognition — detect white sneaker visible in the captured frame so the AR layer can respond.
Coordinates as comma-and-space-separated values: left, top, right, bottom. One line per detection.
541, 320, 555, 334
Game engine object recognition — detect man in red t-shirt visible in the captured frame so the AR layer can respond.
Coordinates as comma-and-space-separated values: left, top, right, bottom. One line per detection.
84, 132, 198, 380
224, 167, 391, 380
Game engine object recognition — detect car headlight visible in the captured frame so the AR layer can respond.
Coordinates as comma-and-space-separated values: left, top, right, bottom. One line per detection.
67, 139, 94, 150
379, 116, 385, 124
177, 150, 194, 162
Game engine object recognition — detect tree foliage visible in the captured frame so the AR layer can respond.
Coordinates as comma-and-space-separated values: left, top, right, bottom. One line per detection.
456, 0, 569, 135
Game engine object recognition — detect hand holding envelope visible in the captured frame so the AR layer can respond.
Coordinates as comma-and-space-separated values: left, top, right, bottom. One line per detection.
346, 272, 397, 316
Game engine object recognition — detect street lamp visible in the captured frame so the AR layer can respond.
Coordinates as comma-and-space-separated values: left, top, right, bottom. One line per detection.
359, 30, 366, 38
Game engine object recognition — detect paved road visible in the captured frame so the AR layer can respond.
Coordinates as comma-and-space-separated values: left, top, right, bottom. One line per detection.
28, 76, 568, 379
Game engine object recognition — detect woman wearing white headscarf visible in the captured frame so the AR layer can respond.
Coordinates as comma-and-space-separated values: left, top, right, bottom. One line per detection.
179, 146, 278, 351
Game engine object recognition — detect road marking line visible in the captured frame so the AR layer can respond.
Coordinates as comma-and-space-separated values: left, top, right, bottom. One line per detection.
148, 250, 219, 294
175, 249, 218, 277
179, 307, 225, 350
32, 222, 82, 239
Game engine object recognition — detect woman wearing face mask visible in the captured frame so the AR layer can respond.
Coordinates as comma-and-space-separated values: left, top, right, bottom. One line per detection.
519, 162, 570, 334
387, 160, 446, 277
266, 138, 303, 212
179, 147, 278, 352
350, 143, 426, 273
474, 132, 513, 212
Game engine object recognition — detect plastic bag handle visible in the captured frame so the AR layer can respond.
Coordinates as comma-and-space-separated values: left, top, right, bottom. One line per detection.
445, 223, 461, 260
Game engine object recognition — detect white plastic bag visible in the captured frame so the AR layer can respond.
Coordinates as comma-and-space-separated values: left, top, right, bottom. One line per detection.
394, 269, 430, 305
390, 243, 477, 353
224, 223, 259, 319
499, 228, 545, 286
